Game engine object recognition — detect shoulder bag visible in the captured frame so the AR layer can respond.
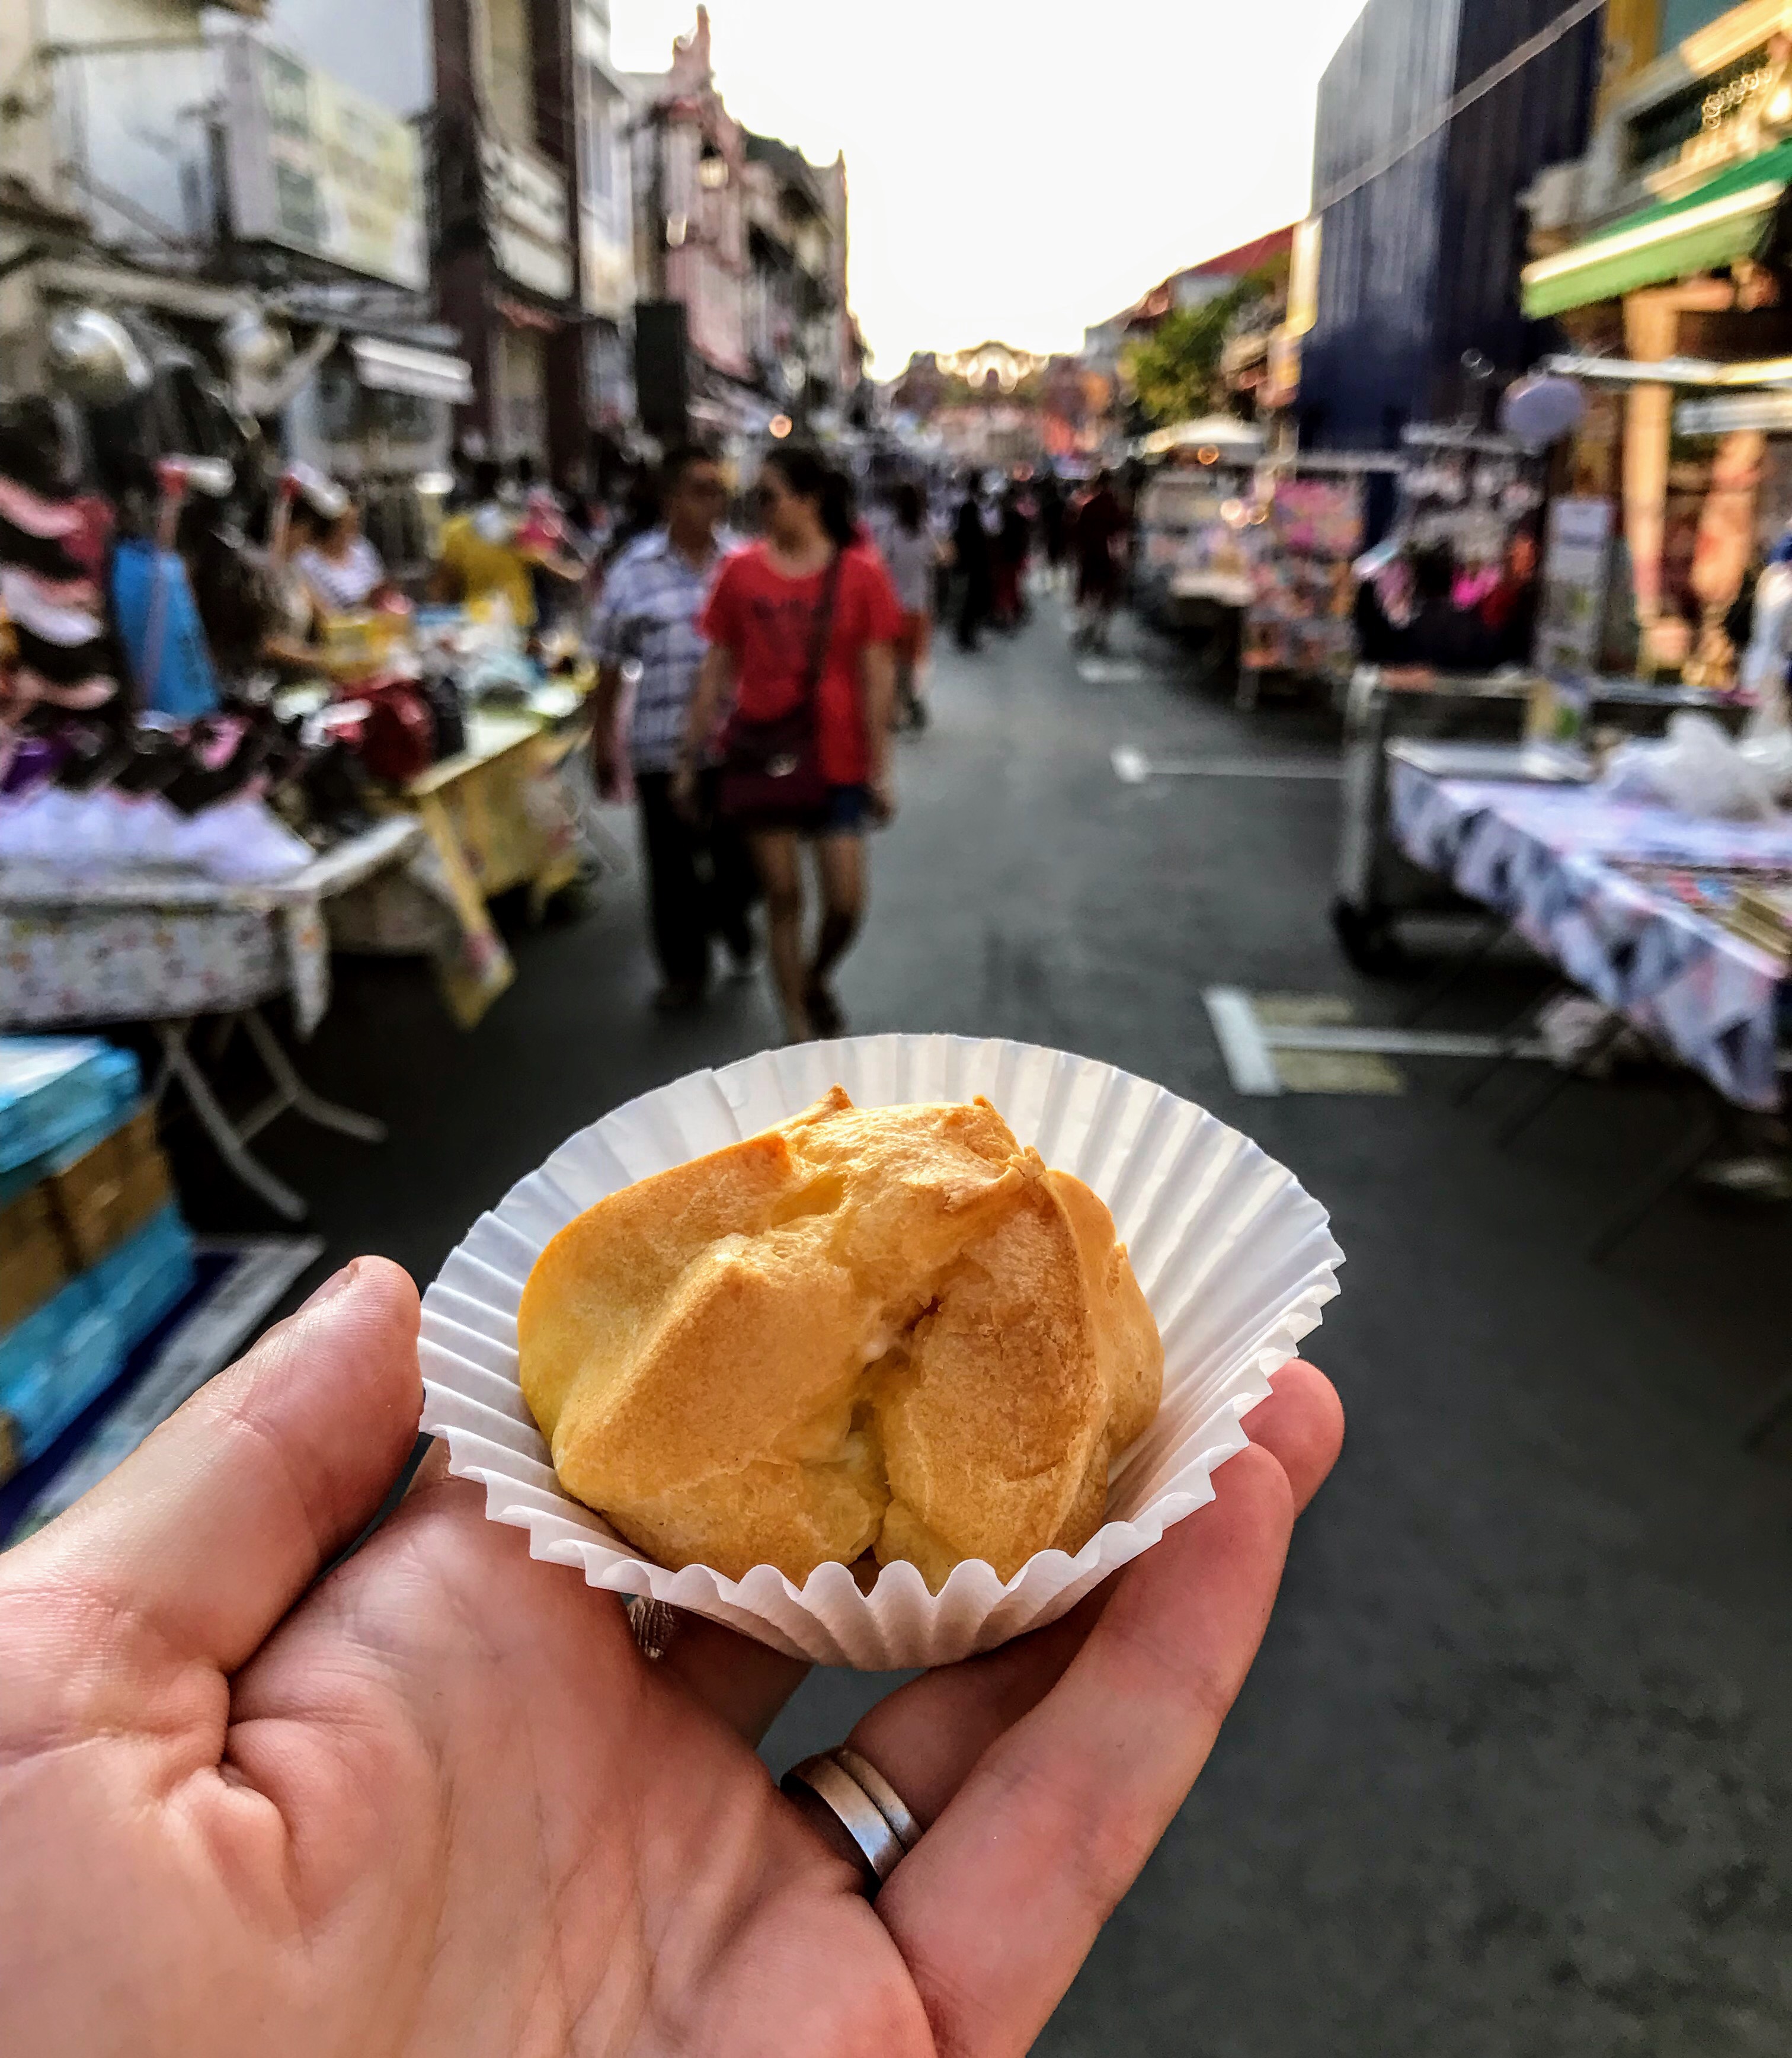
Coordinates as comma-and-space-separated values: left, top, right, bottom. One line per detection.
718, 549, 843, 821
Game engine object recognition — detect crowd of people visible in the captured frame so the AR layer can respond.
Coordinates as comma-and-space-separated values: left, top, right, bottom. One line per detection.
575, 446, 1137, 1043
8, 410, 1135, 1050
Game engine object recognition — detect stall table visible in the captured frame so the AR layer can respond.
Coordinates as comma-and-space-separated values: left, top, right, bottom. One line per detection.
1333, 665, 1737, 969
0, 818, 422, 1220
1388, 758, 1789, 1111
356, 707, 591, 1028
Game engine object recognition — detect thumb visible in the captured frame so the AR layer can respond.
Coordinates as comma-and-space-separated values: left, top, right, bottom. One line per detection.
6, 1257, 420, 1676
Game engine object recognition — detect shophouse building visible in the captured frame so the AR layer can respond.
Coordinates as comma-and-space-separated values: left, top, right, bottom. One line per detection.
0, 0, 468, 574
1297, 0, 1601, 451
1521, 0, 1792, 676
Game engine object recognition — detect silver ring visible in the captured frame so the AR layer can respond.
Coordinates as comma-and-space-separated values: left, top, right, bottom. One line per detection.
781, 1747, 920, 1892
830, 1746, 921, 1853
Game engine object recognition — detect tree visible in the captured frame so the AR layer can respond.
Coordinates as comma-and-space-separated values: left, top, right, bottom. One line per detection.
1122, 258, 1288, 427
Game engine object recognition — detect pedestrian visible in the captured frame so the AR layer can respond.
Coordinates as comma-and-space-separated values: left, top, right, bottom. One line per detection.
1070, 467, 1128, 651
878, 480, 936, 729
680, 443, 901, 1043
1035, 467, 1067, 589
992, 480, 1032, 631
292, 491, 391, 616
590, 442, 755, 1012
951, 472, 992, 651
431, 457, 537, 630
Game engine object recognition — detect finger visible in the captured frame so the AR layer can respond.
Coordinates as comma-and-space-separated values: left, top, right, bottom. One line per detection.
14, 1258, 420, 1677
843, 1360, 1340, 1826
1243, 1359, 1345, 1514
879, 1442, 1295, 2057
658, 1614, 811, 1744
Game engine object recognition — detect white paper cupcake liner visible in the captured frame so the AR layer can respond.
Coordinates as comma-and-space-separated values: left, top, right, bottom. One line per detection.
419, 1035, 1343, 1669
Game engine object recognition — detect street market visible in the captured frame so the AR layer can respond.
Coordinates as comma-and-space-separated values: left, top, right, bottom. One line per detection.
6, 1, 1792, 2054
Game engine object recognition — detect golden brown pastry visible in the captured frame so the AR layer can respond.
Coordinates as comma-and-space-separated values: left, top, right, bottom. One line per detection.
517, 1088, 1162, 1589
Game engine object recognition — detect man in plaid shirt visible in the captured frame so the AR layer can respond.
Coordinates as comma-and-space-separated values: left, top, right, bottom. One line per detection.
590, 445, 755, 1010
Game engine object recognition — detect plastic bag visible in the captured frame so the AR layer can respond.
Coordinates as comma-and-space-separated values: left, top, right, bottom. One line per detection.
1598, 711, 1778, 820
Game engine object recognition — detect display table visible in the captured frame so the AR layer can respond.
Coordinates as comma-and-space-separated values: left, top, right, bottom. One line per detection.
0, 818, 423, 1219
357, 708, 590, 1028
1388, 759, 1790, 1110
1333, 665, 1737, 968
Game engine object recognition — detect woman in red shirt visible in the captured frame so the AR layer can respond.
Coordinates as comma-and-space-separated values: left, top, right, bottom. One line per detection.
680, 446, 901, 1041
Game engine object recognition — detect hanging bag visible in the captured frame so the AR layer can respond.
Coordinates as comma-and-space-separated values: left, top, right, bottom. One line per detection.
718, 549, 843, 820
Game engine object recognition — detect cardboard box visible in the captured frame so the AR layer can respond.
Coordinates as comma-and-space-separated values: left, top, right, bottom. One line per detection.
0, 1183, 69, 1332
46, 1109, 172, 1271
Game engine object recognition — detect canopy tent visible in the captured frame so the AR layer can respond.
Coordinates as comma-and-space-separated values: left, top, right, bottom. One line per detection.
1134, 414, 1266, 460
1521, 140, 1792, 319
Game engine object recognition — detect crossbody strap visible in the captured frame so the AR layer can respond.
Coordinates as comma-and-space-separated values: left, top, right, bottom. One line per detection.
796, 548, 846, 711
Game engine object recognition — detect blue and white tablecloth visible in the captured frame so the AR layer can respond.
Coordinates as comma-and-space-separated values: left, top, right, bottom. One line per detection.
1388, 766, 1790, 1110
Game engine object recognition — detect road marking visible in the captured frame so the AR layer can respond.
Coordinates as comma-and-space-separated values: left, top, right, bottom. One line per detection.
1113, 746, 1342, 783
1204, 987, 1284, 1095
1079, 659, 1148, 685
1204, 987, 1548, 1095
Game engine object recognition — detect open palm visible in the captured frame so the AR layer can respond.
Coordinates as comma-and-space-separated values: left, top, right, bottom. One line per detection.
0, 1258, 1342, 2057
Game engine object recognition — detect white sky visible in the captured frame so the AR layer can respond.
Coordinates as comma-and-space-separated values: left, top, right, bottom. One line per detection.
611, 1, 1369, 370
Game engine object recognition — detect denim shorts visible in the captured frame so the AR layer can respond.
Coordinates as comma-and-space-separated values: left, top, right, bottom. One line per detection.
817, 783, 872, 835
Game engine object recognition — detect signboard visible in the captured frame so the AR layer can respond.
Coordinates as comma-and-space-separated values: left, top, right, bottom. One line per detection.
1676, 389, 1792, 435
1536, 497, 1612, 675
484, 138, 574, 302
225, 39, 426, 291
1240, 477, 1364, 678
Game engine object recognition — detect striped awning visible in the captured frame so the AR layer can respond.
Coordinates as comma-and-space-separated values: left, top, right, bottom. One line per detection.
1521, 140, 1792, 319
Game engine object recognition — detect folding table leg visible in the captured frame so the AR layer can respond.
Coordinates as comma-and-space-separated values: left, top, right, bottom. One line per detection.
241, 1008, 388, 1143
153, 1020, 308, 1222
1401, 915, 1511, 1029
1495, 1013, 1629, 1149
1454, 982, 1564, 1107
1587, 1102, 1726, 1264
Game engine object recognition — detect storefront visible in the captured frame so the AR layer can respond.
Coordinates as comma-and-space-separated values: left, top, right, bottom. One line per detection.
1521, 2, 1792, 680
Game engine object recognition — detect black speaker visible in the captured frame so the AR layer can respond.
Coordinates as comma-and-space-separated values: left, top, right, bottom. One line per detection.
634, 300, 690, 443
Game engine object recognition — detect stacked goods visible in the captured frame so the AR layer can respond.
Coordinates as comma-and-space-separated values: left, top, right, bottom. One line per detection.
1726, 883, 1792, 961
0, 1039, 194, 1483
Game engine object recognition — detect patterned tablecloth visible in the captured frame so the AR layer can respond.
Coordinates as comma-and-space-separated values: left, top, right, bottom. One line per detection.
1388, 764, 1791, 1110
0, 818, 423, 1037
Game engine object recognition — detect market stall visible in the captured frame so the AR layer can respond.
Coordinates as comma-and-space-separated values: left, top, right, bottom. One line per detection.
0, 819, 421, 1220
1381, 738, 1792, 1256
1332, 668, 1736, 968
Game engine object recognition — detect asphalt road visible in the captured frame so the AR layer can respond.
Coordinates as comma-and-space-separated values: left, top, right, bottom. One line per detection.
174, 592, 1792, 2056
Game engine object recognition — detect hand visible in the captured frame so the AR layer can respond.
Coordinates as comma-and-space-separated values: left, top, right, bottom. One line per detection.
0, 1258, 1342, 2058
670, 758, 700, 820
870, 773, 898, 826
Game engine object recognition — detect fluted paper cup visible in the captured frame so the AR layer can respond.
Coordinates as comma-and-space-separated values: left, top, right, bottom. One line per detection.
419, 1035, 1343, 1669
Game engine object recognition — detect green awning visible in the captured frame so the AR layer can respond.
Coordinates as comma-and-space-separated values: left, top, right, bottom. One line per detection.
1522, 139, 1792, 318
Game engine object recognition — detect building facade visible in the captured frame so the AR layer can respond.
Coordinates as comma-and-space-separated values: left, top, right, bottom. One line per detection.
0, 0, 468, 572
1297, 0, 1601, 450
1521, 0, 1792, 675
624, 8, 861, 448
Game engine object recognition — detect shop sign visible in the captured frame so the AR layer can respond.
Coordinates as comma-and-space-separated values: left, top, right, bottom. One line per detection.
223, 37, 426, 291
1645, 36, 1792, 197
1537, 498, 1613, 674
484, 138, 574, 302
581, 210, 633, 319
1676, 389, 1792, 433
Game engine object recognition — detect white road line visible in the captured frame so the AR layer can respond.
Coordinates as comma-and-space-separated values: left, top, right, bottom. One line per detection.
1203, 988, 1284, 1095
1205, 988, 1551, 1094
1113, 747, 1342, 782
1262, 1025, 1548, 1059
